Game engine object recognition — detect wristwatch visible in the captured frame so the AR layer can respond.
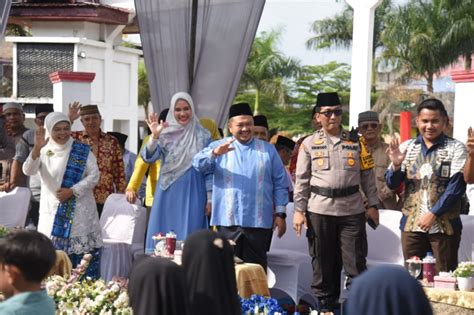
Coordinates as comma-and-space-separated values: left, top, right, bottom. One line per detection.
274, 212, 287, 220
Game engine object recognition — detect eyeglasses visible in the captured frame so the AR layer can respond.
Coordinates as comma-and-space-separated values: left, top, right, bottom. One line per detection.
359, 123, 379, 131
319, 109, 343, 118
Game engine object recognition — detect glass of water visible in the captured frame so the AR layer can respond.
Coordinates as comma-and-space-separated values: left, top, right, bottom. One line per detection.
406, 257, 422, 279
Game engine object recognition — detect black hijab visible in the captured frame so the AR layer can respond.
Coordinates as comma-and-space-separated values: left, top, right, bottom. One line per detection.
182, 230, 241, 315
346, 265, 433, 315
128, 256, 190, 315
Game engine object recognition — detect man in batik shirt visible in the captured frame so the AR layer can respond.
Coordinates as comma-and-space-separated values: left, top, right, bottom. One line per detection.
69, 103, 126, 216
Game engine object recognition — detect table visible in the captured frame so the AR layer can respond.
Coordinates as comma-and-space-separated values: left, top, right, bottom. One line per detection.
424, 287, 474, 314
171, 252, 269, 298
235, 263, 270, 298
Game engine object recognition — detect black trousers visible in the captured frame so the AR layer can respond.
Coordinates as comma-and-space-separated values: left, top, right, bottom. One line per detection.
217, 226, 273, 271
97, 203, 104, 218
28, 200, 40, 227
306, 212, 367, 311
401, 231, 461, 274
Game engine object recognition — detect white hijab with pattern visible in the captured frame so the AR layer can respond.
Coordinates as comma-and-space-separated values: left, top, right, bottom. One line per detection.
158, 92, 210, 190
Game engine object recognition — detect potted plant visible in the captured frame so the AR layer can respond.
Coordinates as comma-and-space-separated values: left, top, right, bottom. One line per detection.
453, 262, 474, 291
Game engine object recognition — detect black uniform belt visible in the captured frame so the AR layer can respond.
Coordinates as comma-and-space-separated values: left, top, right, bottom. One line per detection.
311, 185, 359, 198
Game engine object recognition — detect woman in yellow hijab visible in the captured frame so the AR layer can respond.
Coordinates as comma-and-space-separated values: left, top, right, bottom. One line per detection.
199, 118, 221, 141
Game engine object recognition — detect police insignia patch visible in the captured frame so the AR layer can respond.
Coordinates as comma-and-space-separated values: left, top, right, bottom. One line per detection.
314, 139, 324, 145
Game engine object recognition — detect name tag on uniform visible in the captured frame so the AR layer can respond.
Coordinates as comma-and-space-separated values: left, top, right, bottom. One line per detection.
440, 161, 451, 178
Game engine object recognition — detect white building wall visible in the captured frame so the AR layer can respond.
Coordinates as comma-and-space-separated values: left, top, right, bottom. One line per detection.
4, 20, 142, 153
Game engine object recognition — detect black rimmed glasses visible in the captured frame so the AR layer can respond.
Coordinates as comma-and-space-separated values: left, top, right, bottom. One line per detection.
359, 123, 379, 131
319, 109, 343, 118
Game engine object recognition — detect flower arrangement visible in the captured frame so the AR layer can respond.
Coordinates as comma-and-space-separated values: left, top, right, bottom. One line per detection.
44, 254, 132, 314
0, 225, 9, 238
453, 262, 474, 278
240, 294, 286, 315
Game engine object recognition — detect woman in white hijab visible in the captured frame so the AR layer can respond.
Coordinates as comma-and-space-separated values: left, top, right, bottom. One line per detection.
23, 112, 102, 278
142, 92, 211, 251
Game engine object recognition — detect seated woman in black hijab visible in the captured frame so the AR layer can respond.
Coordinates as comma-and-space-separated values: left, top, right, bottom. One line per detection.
182, 230, 241, 315
346, 265, 433, 315
128, 256, 190, 315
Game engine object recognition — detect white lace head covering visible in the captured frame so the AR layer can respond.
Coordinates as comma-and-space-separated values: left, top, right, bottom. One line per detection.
158, 92, 210, 189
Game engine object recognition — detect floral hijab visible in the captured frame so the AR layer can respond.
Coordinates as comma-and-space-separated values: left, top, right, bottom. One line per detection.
158, 92, 210, 190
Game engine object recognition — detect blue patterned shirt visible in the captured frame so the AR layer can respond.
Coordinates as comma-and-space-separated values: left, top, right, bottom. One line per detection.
193, 137, 289, 229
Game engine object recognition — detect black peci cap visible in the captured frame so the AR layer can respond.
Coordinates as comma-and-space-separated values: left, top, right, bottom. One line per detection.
228, 102, 253, 119
253, 115, 269, 130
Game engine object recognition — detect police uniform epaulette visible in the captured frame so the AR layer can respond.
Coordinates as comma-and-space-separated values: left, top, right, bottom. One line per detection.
340, 128, 358, 142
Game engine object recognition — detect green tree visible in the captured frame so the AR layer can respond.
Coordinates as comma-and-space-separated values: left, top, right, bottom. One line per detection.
441, 0, 474, 69
240, 29, 300, 114
293, 61, 351, 107
381, 0, 452, 92
235, 61, 351, 136
306, 0, 393, 55
138, 60, 151, 118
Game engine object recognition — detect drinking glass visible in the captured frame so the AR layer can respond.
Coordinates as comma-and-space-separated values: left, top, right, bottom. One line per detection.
407, 261, 422, 278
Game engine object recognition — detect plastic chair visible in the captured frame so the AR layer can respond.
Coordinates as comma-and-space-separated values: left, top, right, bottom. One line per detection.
0, 187, 31, 228
99, 193, 146, 281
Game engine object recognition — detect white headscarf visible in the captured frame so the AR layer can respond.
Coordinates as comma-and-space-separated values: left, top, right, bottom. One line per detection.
158, 92, 210, 190
42, 112, 74, 192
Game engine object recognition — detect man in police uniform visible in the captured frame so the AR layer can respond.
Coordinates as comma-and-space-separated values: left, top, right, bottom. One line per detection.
293, 92, 379, 314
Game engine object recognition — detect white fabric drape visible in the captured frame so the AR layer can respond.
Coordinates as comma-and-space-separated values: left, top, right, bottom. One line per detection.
0, 0, 11, 41
134, 0, 265, 126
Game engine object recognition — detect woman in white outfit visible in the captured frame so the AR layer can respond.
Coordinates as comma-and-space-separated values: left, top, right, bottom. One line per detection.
23, 112, 102, 278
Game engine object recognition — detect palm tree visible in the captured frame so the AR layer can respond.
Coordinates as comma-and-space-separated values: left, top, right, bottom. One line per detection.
381, 0, 453, 92
138, 60, 151, 118
306, 0, 393, 93
306, 0, 393, 56
240, 30, 300, 114
441, 0, 474, 70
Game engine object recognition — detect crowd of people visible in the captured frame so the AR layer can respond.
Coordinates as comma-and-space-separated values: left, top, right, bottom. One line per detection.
0, 91, 473, 314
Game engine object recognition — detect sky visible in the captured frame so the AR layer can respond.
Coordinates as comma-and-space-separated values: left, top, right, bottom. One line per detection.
257, 0, 349, 66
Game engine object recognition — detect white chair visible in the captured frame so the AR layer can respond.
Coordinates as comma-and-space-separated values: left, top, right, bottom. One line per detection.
99, 194, 146, 282
0, 187, 31, 228
366, 209, 404, 267
267, 203, 317, 307
459, 215, 474, 262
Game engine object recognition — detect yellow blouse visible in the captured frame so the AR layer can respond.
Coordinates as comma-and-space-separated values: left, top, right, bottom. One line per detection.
126, 135, 160, 207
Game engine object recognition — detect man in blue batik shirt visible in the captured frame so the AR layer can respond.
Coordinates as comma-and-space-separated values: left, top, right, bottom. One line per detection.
385, 98, 467, 273
193, 102, 289, 270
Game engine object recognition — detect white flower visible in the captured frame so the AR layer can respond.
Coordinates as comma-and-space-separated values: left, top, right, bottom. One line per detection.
113, 291, 129, 308
95, 294, 105, 304
45, 282, 58, 295
110, 284, 120, 293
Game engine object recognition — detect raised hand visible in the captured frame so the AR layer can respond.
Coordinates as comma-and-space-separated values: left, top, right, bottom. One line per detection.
68, 101, 82, 122
386, 137, 406, 168
467, 127, 474, 156
31, 127, 48, 160
212, 138, 235, 156
34, 127, 48, 149
145, 112, 168, 139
